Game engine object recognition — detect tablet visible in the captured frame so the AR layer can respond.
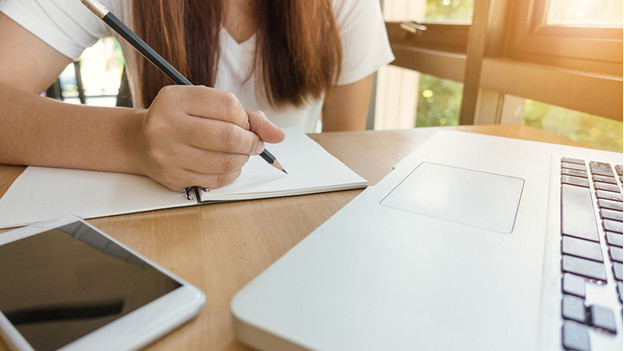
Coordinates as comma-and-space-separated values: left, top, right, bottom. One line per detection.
0, 216, 205, 351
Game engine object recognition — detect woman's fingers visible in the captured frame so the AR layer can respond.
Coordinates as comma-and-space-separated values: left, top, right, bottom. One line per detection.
182, 117, 265, 155
147, 146, 250, 190
163, 85, 249, 128
178, 147, 250, 175
138, 86, 285, 190
184, 169, 242, 190
247, 110, 285, 144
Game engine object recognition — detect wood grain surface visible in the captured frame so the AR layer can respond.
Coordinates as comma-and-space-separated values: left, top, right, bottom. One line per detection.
0, 125, 597, 351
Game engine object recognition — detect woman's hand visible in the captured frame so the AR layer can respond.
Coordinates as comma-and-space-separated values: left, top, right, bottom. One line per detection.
136, 85, 284, 191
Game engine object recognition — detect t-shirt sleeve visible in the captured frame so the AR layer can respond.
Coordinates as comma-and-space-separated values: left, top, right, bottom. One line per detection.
0, 0, 114, 60
333, 0, 395, 86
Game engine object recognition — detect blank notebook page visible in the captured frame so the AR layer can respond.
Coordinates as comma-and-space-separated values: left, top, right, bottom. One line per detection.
200, 127, 367, 201
0, 128, 366, 228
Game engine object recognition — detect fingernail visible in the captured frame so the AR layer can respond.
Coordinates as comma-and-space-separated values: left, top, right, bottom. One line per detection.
254, 140, 265, 155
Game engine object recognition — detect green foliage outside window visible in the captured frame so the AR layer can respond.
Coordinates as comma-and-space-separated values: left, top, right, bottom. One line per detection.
425, 0, 474, 23
415, 0, 469, 128
414, 1, 622, 152
524, 100, 623, 152
415, 74, 461, 127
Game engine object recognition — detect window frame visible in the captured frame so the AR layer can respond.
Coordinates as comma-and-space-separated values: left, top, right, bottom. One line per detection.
385, 22, 467, 82
505, 0, 622, 76
382, 0, 622, 124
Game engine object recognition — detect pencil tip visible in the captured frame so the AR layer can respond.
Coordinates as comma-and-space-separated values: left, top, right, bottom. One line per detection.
271, 159, 287, 174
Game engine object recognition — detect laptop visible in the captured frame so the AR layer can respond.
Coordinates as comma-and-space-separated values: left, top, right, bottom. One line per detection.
231, 130, 623, 351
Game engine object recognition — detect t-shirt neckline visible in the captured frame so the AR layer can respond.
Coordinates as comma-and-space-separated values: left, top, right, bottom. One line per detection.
220, 26, 256, 47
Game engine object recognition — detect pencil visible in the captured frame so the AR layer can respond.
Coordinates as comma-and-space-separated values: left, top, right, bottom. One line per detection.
80, 0, 287, 200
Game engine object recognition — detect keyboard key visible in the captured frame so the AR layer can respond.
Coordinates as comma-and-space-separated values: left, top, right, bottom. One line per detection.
562, 273, 586, 298
616, 165, 623, 176
561, 185, 599, 242
562, 157, 586, 165
593, 175, 617, 184
562, 321, 590, 351
590, 161, 614, 177
598, 199, 623, 211
600, 208, 623, 222
562, 295, 587, 323
604, 220, 623, 234
589, 305, 616, 333
562, 175, 590, 188
563, 162, 588, 172
618, 282, 623, 303
596, 190, 623, 202
562, 255, 607, 281
614, 262, 623, 281
562, 236, 603, 262
594, 182, 620, 192
606, 232, 623, 247
609, 246, 623, 263
563, 169, 589, 178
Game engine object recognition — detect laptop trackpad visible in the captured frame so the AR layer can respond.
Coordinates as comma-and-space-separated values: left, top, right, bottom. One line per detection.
380, 162, 524, 233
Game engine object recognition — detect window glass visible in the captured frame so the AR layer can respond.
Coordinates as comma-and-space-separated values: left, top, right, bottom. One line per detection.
416, 74, 462, 127
547, 0, 623, 26
59, 37, 124, 106
424, 0, 474, 24
375, 0, 471, 130
523, 99, 623, 152
382, 0, 474, 23
374, 68, 463, 130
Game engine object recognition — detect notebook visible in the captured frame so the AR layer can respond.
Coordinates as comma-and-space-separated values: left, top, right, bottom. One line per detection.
0, 128, 367, 229
231, 130, 623, 351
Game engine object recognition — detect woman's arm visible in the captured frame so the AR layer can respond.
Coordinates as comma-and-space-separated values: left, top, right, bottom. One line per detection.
321, 74, 374, 132
0, 13, 139, 170
0, 13, 284, 190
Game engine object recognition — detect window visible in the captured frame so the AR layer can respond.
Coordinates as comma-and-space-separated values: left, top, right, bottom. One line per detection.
58, 38, 124, 107
523, 99, 622, 152
376, 0, 622, 152
424, 0, 474, 23
547, 0, 622, 26
506, 0, 622, 76
374, 0, 473, 129
416, 74, 462, 127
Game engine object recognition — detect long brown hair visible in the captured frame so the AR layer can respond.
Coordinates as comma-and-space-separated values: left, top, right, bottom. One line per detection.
132, 0, 342, 109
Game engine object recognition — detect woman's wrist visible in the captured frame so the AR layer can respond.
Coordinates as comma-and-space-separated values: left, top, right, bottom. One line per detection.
126, 108, 149, 176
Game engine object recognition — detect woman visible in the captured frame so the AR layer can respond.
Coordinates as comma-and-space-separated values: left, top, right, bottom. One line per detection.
0, 0, 393, 191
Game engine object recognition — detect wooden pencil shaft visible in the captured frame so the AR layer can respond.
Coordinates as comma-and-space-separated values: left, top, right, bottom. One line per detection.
102, 12, 276, 165
85, 3, 284, 194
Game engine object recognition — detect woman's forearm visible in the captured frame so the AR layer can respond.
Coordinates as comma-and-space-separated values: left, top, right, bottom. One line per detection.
0, 83, 146, 174
0, 84, 286, 191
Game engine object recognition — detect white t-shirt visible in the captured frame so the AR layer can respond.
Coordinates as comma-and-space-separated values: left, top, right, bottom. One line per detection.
0, 0, 394, 132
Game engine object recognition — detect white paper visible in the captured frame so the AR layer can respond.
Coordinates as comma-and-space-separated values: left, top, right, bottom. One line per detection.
0, 167, 193, 229
200, 128, 368, 201
0, 128, 367, 228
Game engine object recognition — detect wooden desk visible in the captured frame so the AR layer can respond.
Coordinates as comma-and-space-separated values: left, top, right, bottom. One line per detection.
0, 125, 595, 351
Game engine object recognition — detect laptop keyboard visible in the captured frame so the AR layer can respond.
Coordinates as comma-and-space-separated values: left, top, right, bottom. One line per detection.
560, 157, 623, 351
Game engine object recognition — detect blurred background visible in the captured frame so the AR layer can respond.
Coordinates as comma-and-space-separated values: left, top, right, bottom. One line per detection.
56, 0, 623, 152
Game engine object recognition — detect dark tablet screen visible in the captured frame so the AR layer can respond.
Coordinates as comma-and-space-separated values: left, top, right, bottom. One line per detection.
0, 221, 181, 351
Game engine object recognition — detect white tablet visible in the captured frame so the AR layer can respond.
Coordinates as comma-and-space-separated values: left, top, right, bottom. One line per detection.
0, 216, 205, 351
